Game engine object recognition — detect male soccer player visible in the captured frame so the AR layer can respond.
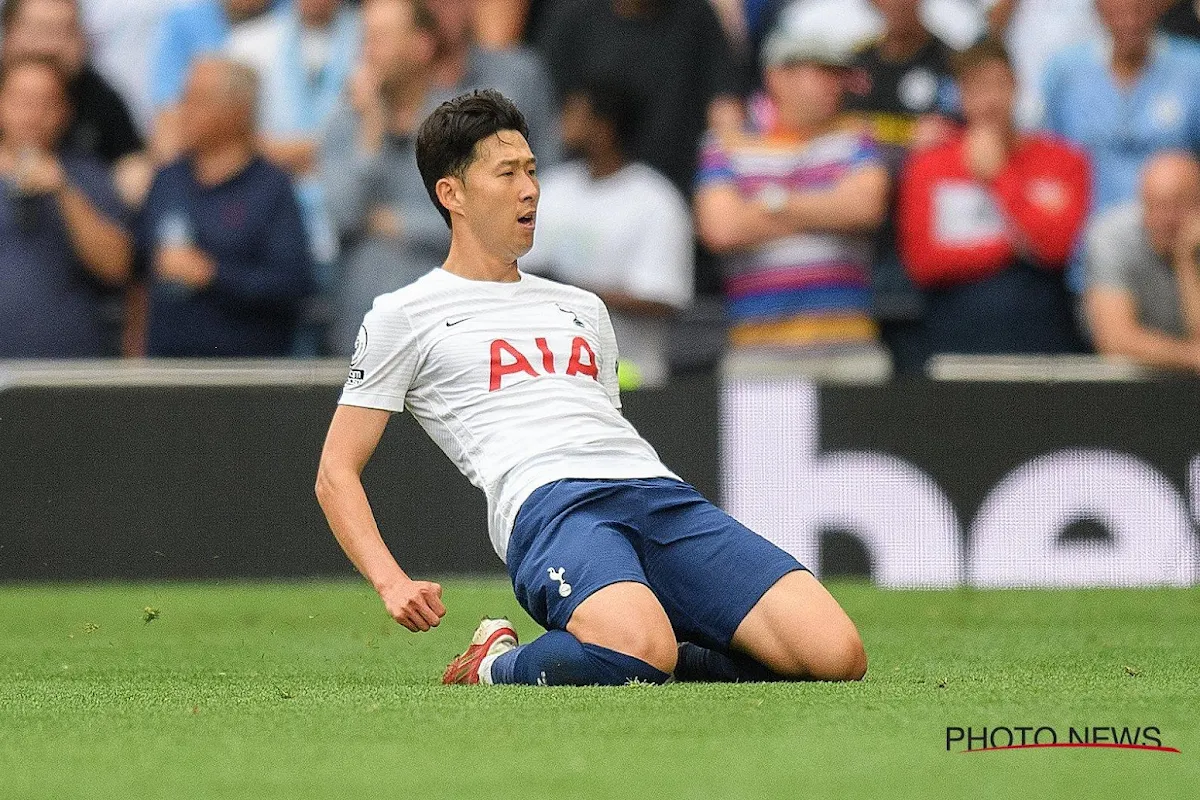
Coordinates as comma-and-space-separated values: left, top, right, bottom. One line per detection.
315, 89, 867, 686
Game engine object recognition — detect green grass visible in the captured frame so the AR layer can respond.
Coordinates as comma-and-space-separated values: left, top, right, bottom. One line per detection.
1, 580, 1197, 799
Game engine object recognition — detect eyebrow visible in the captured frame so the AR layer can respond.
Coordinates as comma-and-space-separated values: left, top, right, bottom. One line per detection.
496, 157, 537, 169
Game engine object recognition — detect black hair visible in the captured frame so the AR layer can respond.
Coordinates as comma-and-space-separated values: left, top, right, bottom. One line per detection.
569, 81, 642, 158
415, 88, 530, 228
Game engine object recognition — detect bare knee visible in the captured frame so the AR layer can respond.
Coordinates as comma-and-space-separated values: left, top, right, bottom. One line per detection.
598, 624, 678, 676
567, 582, 678, 675
797, 629, 867, 682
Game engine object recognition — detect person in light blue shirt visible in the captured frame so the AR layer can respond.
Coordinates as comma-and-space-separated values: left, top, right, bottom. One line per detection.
150, 0, 267, 109
1042, 0, 1200, 217
1040, 0, 1200, 290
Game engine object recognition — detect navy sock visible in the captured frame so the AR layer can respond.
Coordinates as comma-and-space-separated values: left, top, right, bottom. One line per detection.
488, 630, 670, 686
674, 642, 783, 683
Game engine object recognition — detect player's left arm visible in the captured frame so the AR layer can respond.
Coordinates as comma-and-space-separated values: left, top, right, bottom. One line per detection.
315, 404, 447, 632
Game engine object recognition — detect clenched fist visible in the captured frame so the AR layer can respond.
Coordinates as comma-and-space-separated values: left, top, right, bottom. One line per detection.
380, 579, 446, 632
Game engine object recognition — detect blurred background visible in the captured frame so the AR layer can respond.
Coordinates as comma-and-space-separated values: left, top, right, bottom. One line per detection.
2, 0, 1199, 587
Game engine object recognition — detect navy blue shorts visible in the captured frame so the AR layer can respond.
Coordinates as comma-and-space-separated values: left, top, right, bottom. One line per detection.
506, 478, 806, 650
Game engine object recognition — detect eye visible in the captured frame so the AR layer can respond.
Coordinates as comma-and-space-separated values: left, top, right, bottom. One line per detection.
500, 171, 514, 177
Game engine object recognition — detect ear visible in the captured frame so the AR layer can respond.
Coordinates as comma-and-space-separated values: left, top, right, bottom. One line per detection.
435, 175, 464, 220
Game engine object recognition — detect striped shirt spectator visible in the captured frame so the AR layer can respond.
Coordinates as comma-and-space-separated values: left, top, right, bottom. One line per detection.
697, 126, 884, 349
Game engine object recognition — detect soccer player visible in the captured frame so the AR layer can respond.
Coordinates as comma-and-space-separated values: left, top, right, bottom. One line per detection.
315, 89, 867, 686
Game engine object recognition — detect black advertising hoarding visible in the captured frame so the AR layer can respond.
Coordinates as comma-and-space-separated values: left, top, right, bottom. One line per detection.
0, 373, 718, 581
2, 367, 1198, 585
722, 379, 1200, 587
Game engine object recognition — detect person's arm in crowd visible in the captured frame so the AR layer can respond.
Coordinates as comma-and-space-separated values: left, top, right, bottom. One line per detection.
1084, 289, 1200, 371
113, 154, 156, 209
1171, 213, 1200, 340
1084, 212, 1200, 371
18, 152, 132, 285
154, 179, 312, 308
991, 144, 1091, 268
775, 163, 889, 235
695, 131, 792, 253
57, 180, 134, 285
985, 0, 1018, 38
695, 182, 791, 253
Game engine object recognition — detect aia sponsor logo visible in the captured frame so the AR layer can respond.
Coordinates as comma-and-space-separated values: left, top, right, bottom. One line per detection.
489, 336, 599, 391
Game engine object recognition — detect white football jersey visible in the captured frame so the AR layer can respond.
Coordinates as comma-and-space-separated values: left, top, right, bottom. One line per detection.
339, 268, 678, 561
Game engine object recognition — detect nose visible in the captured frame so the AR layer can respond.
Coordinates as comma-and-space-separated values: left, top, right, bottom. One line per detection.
520, 170, 539, 204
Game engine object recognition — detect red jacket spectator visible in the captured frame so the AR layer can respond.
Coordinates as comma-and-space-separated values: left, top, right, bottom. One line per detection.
896, 38, 1090, 357
898, 133, 1090, 287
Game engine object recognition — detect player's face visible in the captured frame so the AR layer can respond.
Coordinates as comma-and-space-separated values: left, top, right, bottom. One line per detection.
458, 130, 539, 261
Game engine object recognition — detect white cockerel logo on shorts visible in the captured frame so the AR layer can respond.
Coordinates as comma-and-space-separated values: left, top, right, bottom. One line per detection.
548, 567, 572, 598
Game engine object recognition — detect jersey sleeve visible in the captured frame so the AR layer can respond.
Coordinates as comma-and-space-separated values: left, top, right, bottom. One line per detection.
338, 303, 420, 413
596, 297, 622, 409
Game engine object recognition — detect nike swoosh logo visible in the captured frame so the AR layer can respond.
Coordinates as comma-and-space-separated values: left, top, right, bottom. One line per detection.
445, 316, 473, 326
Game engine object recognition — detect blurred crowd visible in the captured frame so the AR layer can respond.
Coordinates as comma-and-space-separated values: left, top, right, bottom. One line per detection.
5, 0, 1200, 381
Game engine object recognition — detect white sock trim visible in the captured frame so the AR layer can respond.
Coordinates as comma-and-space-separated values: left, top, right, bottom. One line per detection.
478, 652, 502, 685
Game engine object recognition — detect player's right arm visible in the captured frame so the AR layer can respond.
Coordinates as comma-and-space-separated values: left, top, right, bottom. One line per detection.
315, 404, 446, 632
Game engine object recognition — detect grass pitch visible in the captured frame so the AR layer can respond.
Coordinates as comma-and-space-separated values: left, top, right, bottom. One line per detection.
1, 579, 1197, 799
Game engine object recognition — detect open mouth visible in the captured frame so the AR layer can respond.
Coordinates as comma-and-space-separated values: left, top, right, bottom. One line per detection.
518, 212, 536, 230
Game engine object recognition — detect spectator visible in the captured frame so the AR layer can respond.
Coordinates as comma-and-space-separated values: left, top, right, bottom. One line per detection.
228, 0, 359, 177
229, 0, 361, 352
1042, 0, 1200, 221
320, 0, 447, 352
1, 0, 143, 169
694, 30, 888, 354
0, 55, 132, 357
522, 83, 694, 389
149, 0, 273, 159
838, 0, 961, 373
897, 39, 1089, 357
427, 0, 559, 166
537, 0, 744, 198
79, 0, 191, 134
135, 57, 311, 357
1083, 151, 1200, 372
981, 0, 1103, 130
